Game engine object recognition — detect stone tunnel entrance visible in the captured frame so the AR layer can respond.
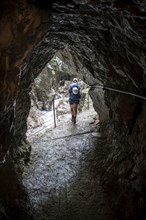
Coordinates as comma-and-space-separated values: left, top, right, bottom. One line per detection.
0, 1, 146, 220
26, 48, 100, 139
10, 9, 146, 219
22, 48, 116, 220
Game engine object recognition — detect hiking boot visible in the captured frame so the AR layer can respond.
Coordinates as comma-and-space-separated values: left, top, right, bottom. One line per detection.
73, 116, 76, 124
71, 115, 74, 122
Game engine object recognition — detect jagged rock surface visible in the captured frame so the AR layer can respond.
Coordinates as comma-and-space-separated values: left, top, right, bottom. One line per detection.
0, 0, 146, 219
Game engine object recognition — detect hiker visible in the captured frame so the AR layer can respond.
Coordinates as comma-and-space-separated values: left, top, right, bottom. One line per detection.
64, 78, 81, 123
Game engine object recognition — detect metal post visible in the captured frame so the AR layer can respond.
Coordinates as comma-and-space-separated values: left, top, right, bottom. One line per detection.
52, 97, 56, 128
87, 91, 90, 110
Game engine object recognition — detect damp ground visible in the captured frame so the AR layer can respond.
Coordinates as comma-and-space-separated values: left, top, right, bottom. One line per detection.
23, 106, 117, 220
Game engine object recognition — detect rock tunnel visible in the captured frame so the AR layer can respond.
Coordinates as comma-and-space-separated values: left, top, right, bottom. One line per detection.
0, 0, 146, 219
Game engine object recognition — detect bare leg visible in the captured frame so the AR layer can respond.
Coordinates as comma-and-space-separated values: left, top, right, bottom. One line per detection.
70, 104, 74, 122
70, 103, 78, 123
72, 103, 78, 123
70, 104, 74, 116
73, 103, 78, 117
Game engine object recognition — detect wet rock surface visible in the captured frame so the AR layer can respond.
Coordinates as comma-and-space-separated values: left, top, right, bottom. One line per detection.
0, 0, 146, 219
23, 108, 116, 220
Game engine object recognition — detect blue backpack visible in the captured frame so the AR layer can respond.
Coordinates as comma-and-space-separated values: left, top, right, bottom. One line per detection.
69, 83, 81, 101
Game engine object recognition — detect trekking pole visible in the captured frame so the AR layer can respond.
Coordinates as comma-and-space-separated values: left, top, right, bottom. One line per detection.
52, 97, 56, 128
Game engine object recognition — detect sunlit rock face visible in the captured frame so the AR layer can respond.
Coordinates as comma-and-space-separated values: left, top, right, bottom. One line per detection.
0, 0, 146, 219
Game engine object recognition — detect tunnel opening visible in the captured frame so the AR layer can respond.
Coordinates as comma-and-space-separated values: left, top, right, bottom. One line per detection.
22, 48, 115, 220
13, 12, 146, 218
0, 0, 146, 219
26, 47, 98, 141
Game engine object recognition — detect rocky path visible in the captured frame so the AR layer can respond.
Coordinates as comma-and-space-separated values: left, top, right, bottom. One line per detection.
23, 107, 116, 220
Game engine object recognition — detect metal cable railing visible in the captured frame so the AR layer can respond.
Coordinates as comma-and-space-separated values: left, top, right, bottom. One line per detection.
27, 84, 146, 141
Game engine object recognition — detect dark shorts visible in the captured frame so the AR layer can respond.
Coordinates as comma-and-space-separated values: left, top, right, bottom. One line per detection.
69, 99, 79, 105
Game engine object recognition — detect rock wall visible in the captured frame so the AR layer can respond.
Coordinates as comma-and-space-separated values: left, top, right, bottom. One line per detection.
0, 0, 146, 219
0, 0, 49, 218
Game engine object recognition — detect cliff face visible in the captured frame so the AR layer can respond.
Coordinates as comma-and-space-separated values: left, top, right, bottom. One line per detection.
0, 0, 146, 219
